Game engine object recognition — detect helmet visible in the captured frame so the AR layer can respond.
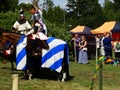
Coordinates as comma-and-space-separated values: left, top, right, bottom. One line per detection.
32, 12, 41, 21
19, 9, 24, 17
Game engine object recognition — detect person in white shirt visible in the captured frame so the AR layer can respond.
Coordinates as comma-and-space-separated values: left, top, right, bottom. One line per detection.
12, 9, 32, 35
95, 35, 100, 57
100, 34, 105, 56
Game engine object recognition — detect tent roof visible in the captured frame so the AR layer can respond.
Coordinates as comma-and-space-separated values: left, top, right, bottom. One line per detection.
70, 25, 92, 34
91, 21, 120, 34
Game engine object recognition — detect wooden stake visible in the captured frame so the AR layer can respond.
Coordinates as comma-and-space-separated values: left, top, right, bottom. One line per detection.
11, 74, 18, 90
74, 40, 77, 62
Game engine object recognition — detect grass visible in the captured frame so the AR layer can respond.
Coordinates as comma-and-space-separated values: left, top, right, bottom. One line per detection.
0, 59, 120, 90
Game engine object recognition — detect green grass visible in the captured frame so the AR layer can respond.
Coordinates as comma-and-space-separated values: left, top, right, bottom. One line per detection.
0, 59, 120, 90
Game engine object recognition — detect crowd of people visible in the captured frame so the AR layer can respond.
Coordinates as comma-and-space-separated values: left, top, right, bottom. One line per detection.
95, 33, 113, 57
71, 32, 120, 64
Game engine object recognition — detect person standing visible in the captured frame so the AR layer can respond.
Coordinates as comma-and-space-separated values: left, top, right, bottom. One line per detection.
100, 34, 105, 56
103, 33, 113, 57
95, 35, 100, 57
78, 35, 88, 64
113, 39, 120, 65
71, 34, 80, 62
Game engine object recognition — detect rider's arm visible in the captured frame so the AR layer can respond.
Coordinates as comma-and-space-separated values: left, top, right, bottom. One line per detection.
25, 23, 41, 36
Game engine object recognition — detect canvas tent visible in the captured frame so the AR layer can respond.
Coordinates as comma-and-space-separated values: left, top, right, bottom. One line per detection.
70, 25, 92, 34
91, 21, 120, 34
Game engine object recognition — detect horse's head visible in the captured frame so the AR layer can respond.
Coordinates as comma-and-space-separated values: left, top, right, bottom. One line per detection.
26, 38, 49, 57
0, 34, 5, 48
0, 32, 21, 52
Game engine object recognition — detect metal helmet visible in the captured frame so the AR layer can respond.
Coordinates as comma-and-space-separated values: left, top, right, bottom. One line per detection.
32, 12, 41, 21
19, 9, 24, 17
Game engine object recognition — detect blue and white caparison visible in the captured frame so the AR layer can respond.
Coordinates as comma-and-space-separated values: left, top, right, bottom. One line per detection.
16, 36, 69, 73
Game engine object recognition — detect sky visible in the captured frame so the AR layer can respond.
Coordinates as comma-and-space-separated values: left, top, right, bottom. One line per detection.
19, 0, 67, 8
19, 0, 113, 8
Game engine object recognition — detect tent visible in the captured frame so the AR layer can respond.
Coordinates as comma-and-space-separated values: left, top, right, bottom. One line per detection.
70, 25, 92, 34
91, 21, 120, 34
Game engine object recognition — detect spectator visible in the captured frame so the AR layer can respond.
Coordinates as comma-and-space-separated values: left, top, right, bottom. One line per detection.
71, 34, 80, 61
103, 33, 113, 57
78, 35, 88, 64
113, 39, 120, 65
100, 34, 105, 56
95, 35, 100, 57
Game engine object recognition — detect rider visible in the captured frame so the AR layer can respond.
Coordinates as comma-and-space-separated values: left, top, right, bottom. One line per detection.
12, 9, 32, 35
31, 6, 47, 35
25, 7, 48, 40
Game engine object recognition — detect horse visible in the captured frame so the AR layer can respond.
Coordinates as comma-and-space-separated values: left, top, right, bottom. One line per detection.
0, 30, 69, 81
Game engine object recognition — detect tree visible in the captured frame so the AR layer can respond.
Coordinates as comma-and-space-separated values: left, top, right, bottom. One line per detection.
0, 0, 18, 12
66, 0, 105, 28
102, 0, 114, 21
114, 0, 120, 10
43, 6, 65, 25
17, 3, 33, 11
102, 0, 120, 21
113, 0, 120, 21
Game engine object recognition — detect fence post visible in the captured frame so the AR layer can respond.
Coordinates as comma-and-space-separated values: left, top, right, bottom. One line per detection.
96, 44, 98, 67
74, 40, 77, 62
99, 62, 103, 90
11, 74, 18, 90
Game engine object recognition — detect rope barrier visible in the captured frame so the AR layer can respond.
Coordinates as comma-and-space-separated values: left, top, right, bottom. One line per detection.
89, 56, 120, 90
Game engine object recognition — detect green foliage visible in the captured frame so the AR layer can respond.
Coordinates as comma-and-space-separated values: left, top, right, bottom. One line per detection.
43, 6, 65, 25
17, 3, 33, 11
0, 10, 32, 31
45, 19, 71, 42
0, 11, 17, 30
102, 0, 114, 21
102, 0, 120, 22
45, 0, 54, 8
66, 0, 105, 28
114, 0, 120, 11
0, 0, 18, 12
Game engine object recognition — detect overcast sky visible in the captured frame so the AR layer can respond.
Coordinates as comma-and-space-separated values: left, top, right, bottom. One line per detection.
19, 0, 113, 8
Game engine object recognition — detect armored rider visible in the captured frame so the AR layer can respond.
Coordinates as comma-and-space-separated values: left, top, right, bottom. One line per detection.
25, 7, 48, 40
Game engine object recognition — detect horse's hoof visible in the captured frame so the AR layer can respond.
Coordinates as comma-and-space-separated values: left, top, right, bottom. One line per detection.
58, 79, 60, 82
61, 79, 65, 82
22, 75, 29, 80
29, 74, 32, 80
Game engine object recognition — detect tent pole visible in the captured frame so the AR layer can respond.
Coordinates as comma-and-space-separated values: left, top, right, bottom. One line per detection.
74, 40, 77, 62
96, 42, 98, 67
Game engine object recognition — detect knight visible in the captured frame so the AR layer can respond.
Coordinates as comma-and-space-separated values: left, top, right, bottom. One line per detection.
25, 7, 48, 40
12, 9, 32, 35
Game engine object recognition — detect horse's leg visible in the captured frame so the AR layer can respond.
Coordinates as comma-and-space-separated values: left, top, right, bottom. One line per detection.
61, 63, 70, 82
58, 49, 70, 82
61, 72, 67, 82
58, 63, 66, 82
23, 69, 29, 80
28, 71, 32, 80
60, 62, 67, 82
10, 59, 14, 70
26, 55, 35, 80
10, 47, 16, 70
